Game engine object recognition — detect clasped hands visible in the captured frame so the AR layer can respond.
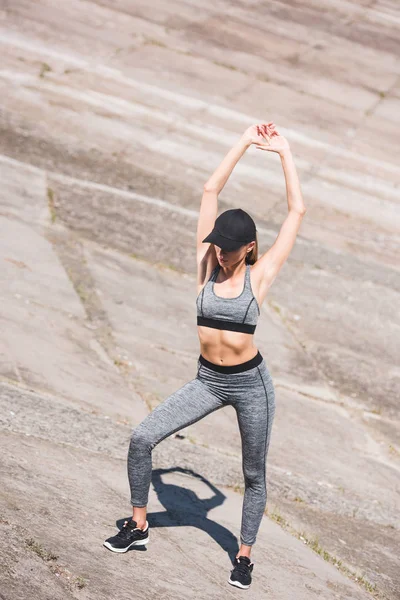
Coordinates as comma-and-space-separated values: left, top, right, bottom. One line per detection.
241, 122, 290, 155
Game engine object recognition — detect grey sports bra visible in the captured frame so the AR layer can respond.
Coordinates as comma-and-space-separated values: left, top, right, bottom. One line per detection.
196, 263, 260, 334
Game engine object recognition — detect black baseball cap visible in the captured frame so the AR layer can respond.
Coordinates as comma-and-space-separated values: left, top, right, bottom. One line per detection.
202, 209, 257, 252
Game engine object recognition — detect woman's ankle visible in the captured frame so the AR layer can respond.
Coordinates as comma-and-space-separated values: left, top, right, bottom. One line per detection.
236, 543, 252, 559
132, 505, 147, 527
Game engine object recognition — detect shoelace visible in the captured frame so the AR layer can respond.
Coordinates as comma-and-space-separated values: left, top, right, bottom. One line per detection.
116, 520, 137, 538
233, 558, 252, 576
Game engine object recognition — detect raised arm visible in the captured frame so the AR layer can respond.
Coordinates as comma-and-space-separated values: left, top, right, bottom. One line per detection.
252, 123, 306, 301
196, 126, 271, 284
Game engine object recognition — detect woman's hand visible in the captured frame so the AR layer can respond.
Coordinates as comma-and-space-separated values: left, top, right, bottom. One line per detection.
241, 123, 276, 147
253, 122, 291, 155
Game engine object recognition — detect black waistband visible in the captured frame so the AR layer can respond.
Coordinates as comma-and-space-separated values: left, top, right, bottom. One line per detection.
198, 350, 263, 374
197, 316, 256, 334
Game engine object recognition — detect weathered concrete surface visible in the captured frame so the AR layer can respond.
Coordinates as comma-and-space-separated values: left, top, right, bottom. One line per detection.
0, 1, 399, 599
0, 419, 374, 600
0, 190, 148, 424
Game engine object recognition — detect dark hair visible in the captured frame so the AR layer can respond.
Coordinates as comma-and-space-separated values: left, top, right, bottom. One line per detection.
245, 234, 258, 265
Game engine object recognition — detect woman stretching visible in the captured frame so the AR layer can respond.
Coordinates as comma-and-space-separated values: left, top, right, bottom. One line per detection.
104, 122, 306, 589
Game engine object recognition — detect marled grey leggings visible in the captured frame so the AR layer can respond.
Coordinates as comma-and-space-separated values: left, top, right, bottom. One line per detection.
127, 350, 276, 546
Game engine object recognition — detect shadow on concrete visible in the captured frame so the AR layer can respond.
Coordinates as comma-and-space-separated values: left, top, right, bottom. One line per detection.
117, 466, 239, 562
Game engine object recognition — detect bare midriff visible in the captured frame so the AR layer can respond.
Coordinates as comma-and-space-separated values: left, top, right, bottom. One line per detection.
197, 326, 258, 366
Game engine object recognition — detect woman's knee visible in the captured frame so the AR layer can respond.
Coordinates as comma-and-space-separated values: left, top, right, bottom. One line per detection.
129, 425, 153, 454
243, 465, 266, 494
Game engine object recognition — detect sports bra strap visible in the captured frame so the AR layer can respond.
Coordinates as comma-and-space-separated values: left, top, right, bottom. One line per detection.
212, 263, 251, 287
211, 264, 220, 281
244, 263, 252, 290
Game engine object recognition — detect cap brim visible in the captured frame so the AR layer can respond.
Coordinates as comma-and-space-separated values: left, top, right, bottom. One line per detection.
202, 231, 244, 251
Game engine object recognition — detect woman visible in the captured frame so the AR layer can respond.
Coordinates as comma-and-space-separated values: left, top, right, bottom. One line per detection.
104, 122, 306, 589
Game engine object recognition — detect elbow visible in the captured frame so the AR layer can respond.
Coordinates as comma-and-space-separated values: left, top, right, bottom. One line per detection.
297, 204, 307, 216
291, 207, 307, 217
203, 182, 218, 194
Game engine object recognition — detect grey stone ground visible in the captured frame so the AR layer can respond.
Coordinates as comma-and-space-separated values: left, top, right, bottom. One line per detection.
0, 1, 399, 599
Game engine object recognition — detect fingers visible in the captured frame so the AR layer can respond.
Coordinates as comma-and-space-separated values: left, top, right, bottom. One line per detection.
257, 125, 271, 144
256, 124, 268, 140
253, 121, 279, 135
254, 122, 280, 148
261, 122, 279, 137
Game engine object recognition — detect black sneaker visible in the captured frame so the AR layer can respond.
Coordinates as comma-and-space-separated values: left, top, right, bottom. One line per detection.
228, 555, 254, 589
103, 519, 149, 553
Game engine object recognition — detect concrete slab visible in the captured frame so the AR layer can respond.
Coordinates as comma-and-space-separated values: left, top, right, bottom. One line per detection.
0, 216, 84, 317
0, 216, 147, 423
0, 294, 144, 421
1, 1, 399, 598
0, 155, 49, 228
0, 429, 373, 600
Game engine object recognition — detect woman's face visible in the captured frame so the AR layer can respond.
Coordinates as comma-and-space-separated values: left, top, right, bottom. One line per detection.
214, 242, 255, 266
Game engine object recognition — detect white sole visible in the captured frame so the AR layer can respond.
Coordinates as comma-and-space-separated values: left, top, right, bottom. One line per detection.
103, 536, 149, 553
228, 577, 250, 589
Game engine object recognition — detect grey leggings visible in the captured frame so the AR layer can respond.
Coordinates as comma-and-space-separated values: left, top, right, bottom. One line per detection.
127, 350, 276, 546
